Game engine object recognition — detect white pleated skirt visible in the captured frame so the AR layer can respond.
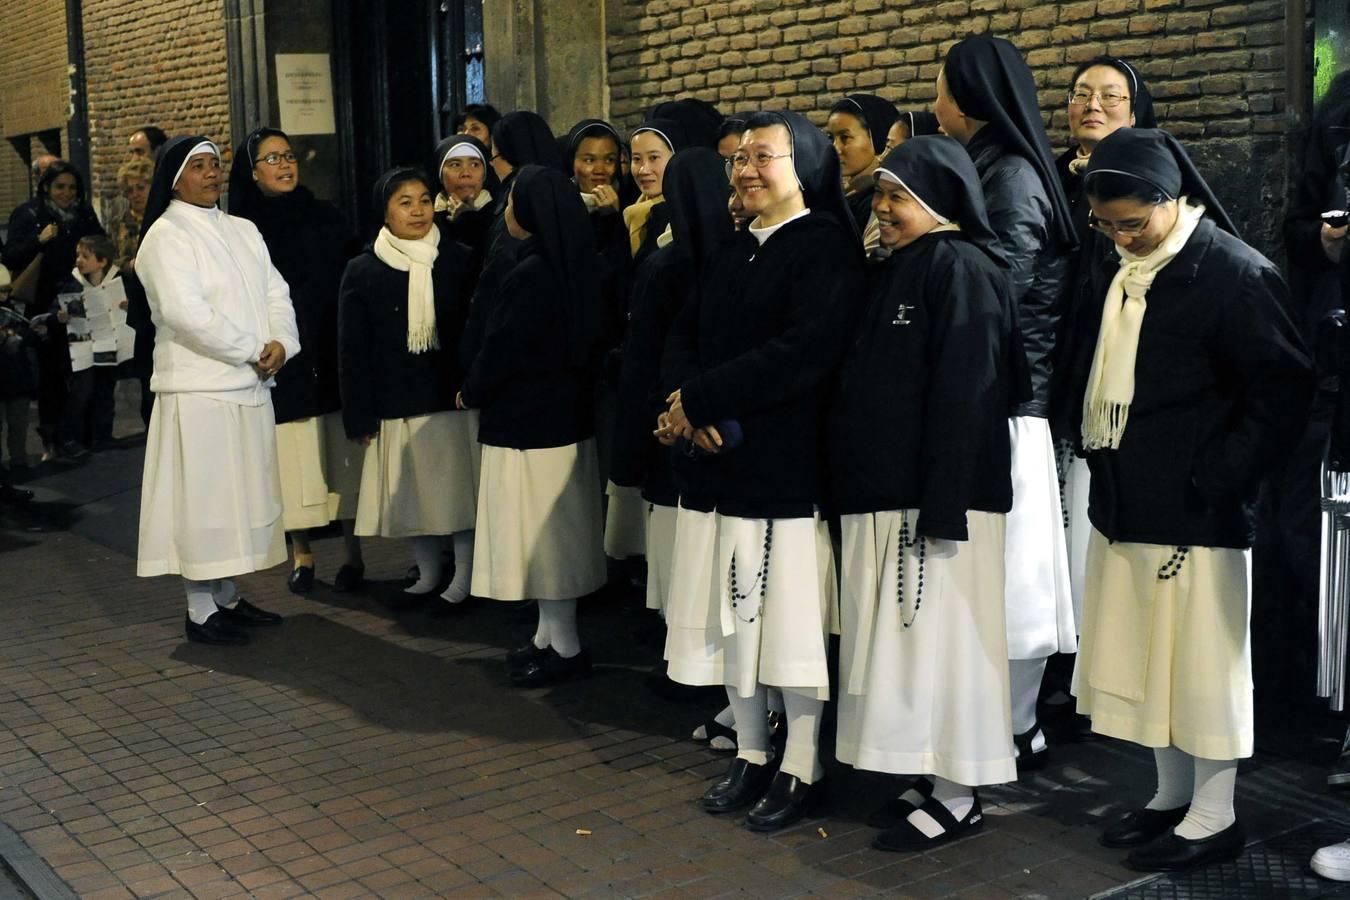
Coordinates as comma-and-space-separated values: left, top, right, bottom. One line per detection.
1005, 416, 1076, 659
663, 507, 837, 701
355, 410, 480, 538
276, 417, 336, 531
604, 481, 648, 559
471, 439, 607, 601
137, 392, 286, 580
1059, 446, 1092, 627
1072, 530, 1253, 760
836, 510, 1016, 786
645, 501, 678, 613
322, 411, 364, 522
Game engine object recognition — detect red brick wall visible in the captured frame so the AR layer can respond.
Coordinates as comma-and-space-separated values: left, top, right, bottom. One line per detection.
82, 0, 231, 221
605, 0, 1303, 256
0, 0, 69, 217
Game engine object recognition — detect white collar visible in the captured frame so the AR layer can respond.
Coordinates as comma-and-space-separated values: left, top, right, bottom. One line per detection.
748, 207, 811, 245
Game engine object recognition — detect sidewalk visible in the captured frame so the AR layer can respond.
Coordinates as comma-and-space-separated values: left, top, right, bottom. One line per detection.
0, 424, 1348, 897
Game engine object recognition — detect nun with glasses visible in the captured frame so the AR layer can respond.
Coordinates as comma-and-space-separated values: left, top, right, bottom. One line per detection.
136, 136, 299, 645
936, 33, 1078, 771
658, 110, 865, 832
227, 127, 365, 596
1061, 128, 1312, 872
338, 167, 479, 608
825, 93, 900, 248
458, 165, 607, 687
830, 135, 1021, 851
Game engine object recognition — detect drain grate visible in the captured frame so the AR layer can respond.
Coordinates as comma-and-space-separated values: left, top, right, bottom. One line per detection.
1093, 819, 1350, 899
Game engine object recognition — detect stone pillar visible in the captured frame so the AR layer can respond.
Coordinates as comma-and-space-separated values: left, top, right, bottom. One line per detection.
483, 0, 608, 135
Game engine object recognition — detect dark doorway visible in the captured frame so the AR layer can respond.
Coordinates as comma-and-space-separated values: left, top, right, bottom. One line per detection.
332, 0, 485, 230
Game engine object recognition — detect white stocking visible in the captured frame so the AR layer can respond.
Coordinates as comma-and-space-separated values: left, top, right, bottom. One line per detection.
1176, 757, 1237, 839
726, 686, 770, 766
406, 536, 446, 594
183, 579, 217, 624
538, 598, 580, 657
212, 579, 239, 609
1147, 745, 1194, 812
779, 691, 825, 784
441, 530, 474, 603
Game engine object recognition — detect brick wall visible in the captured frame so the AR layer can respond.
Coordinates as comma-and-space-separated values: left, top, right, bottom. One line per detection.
83, 0, 232, 223
0, 0, 68, 218
605, 0, 1303, 258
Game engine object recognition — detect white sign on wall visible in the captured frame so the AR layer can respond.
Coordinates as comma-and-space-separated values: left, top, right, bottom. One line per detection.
275, 53, 336, 135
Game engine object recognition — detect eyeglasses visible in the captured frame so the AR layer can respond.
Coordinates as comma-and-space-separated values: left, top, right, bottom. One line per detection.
254, 151, 298, 166
1068, 89, 1129, 109
1088, 204, 1158, 238
726, 150, 792, 179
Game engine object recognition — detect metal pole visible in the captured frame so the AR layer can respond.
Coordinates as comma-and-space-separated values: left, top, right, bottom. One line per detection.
63, 0, 91, 184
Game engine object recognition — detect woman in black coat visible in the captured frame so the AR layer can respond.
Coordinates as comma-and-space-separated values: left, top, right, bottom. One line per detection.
1063, 128, 1312, 873
658, 111, 864, 832
229, 127, 364, 594
2, 161, 104, 456
430, 134, 496, 259
458, 165, 607, 687
338, 168, 478, 609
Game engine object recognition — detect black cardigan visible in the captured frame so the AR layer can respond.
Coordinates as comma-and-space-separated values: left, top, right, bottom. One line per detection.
337, 241, 473, 439
829, 232, 1016, 539
459, 243, 597, 449
2, 198, 104, 315
1062, 216, 1314, 548
255, 192, 357, 424
609, 243, 685, 507
662, 213, 865, 519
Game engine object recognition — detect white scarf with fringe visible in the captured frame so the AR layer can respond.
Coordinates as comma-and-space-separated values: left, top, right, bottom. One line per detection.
1081, 198, 1205, 450
374, 223, 441, 354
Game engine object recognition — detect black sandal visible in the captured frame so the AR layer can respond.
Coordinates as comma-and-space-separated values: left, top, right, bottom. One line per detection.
866, 776, 935, 829
873, 791, 984, 852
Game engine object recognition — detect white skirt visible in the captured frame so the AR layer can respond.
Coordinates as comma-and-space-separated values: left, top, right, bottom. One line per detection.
1005, 416, 1076, 658
322, 411, 364, 522
836, 510, 1016, 786
604, 481, 648, 559
645, 501, 678, 613
276, 417, 336, 531
663, 507, 837, 700
1072, 530, 1253, 760
471, 439, 607, 601
1059, 445, 1092, 628
355, 410, 480, 538
137, 392, 286, 580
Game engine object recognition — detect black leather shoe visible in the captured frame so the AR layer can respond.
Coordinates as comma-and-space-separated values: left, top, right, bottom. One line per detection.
506, 641, 549, 670
1124, 820, 1245, 872
700, 758, 776, 814
287, 565, 315, 594
1100, 805, 1189, 848
745, 772, 823, 832
216, 598, 283, 626
333, 563, 365, 593
0, 485, 33, 505
1014, 723, 1048, 772
185, 612, 249, 645
510, 648, 591, 687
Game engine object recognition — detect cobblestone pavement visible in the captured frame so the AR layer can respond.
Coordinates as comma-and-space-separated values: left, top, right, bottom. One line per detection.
0, 423, 1344, 898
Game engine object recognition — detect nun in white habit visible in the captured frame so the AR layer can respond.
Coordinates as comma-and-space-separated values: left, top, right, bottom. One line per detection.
829, 136, 1020, 851
136, 136, 300, 646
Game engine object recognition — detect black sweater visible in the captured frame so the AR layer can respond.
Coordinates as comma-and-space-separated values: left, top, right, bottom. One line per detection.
3, 198, 104, 315
337, 241, 473, 439
1061, 217, 1314, 548
829, 232, 1016, 539
459, 243, 597, 449
663, 213, 865, 519
609, 243, 685, 506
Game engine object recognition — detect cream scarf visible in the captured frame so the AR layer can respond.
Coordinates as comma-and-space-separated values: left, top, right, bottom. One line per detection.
1081, 198, 1205, 450
434, 189, 491, 218
623, 194, 664, 256
1067, 145, 1092, 176
374, 223, 441, 354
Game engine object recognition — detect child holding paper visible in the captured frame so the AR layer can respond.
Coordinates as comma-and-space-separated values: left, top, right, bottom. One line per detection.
57, 235, 125, 459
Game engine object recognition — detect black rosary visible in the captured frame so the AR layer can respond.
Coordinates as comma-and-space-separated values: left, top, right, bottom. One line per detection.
729, 520, 773, 624
1157, 546, 1190, 580
896, 511, 926, 628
